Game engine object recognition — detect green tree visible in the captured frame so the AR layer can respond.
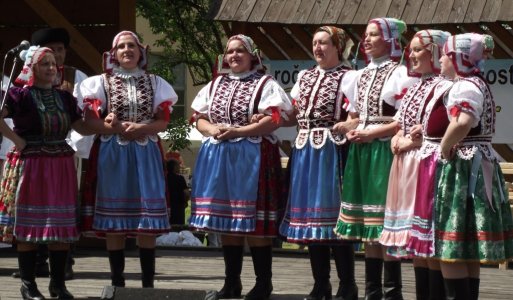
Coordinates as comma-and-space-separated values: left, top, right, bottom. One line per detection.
136, 0, 225, 85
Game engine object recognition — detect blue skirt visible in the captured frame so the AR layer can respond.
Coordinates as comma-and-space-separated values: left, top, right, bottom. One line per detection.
190, 139, 261, 233
279, 141, 347, 243
92, 138, 170, 233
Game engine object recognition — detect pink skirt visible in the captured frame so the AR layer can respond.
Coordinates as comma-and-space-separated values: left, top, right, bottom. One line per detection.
379, 150, 419, 248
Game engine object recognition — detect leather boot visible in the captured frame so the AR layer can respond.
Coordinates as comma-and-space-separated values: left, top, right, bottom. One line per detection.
139, 248, 155, 288
383, 260, 403, 300
364, 258, 383, 300
304, 245, 332, 300
217, 245, 243, 299
18, 250, 45, 300
333, 244, 358, 300
468, 278, 480, 300
49, 250, 74, 299
244, 246, 273, 300
413, 267, 429, 300
443, 278, 470, 300
428, 269, 445, 300
108, 250, 125, 287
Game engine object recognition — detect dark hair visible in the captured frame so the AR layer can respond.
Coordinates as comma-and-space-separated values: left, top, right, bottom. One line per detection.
167, 159, 180, 173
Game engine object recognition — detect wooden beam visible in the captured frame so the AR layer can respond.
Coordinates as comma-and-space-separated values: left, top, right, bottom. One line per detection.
119, 0, 136, 31
352, 0, 378, 24
480, 0, 502, 22
369, 0, 393, 20
416, 0, 440, 24
279, 0, 302, 24
400, 0, 423, 24
263, 24, 311, 59
338, 0, 362, 24
307, 0, 331, 24
23, 0, 102, 74
432, 0, 456, 23
233, 0, 257, 22
464, 0, 486, 23
247, 0, 272, 22
323, 0, 346, 24
262, 0, 287, 22
387, 0, 408, 19
448, 0, 471, 23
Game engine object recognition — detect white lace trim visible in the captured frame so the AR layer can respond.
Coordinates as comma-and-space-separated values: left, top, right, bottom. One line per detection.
294, 128, 347, 149
100, 133, 159, 146
202, 134, 278, 145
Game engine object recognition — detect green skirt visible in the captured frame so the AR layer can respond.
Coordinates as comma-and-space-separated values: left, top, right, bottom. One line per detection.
335, 139, 393, 242
434, 155, 513, 263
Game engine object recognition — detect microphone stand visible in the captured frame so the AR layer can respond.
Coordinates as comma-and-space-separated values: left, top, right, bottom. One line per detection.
0, 51, 22, 146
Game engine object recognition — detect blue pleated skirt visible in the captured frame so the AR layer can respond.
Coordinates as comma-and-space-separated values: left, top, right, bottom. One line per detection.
189, 139, 261, 233
92, 138, 170, 233
279, 141, 346, 243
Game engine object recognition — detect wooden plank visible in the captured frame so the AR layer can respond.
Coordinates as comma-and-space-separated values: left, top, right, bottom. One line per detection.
244, 24, 287, 59
323, 0, 346, 24
277, 0, 302, 23
263, 24, 311, 59
119, 0, 136, 31
262, 0, 288, 22
480, 0, 502, 21
307, 0, 331, 24
352, 0, 378, 24
416, 0, 440, 24
487, 23, 513, 58
498, 0, 513, 20
448, 0, 471, 23
216, 0, 243, 21
247, 0, 272, 22
401, 0, 424, 24
432, 0, 456, 23
292, 0, 317, 24
338, 0, 362, 24
233, 0, 258, 22
464, 0, 487, 22
213, 0, 230, 20
23, 0, 103, 73
286, 24, 315, 53
387, 0, 408, 19
369, 0, 393, 20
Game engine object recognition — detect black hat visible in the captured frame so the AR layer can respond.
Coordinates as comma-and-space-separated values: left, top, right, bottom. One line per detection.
31, 28, 70, 47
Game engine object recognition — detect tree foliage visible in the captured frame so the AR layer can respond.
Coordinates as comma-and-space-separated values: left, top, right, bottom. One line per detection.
136, 0, 225, 85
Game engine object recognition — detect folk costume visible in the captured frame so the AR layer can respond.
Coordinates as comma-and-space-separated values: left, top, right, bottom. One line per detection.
189, 34, 292, 300
380, 30, 452, 254
434, 33, 513, 263
78, 31, 177, 288
334, 18, 417, 300
278, 26, 358, 300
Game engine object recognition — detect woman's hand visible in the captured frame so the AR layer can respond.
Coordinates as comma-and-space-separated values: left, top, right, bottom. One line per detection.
250, 114, 266, 124
409, 124, 423, 141
441, 143, 457, 160
119, 122, 145, 140
346, 129, 374, 143
216, 127, 240, 140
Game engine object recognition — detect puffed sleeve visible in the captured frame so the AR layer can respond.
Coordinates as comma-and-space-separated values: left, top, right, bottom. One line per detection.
72, 69, 88, 97
76, 75, 107, 116
289, 70, 306, 102
340, 70, 359, 113
446, 80, 483, 128
152, 75, 178, 113
258, 78, 293, 118
346, 69, 364, 114
381, 65, 418, 109
191, 82, 212, 115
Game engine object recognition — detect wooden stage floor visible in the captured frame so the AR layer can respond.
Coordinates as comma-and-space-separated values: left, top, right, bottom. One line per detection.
1, 246, 512, 299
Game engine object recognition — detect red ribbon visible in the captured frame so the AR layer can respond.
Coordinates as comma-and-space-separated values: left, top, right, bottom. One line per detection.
159, 101, 172, 122
450, 101, 473, 117
84, 98, 102, 118
394, 88, 408, 101
270, 107, 280, 124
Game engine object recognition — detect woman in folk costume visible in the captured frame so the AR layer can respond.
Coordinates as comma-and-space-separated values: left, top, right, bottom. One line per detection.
78, 31, 177, 288
189, 34, 292, 300
334, 17, 417, 300
378, 29, 453, 300
434, 33, 513, 299
278, 26, 359, 300
0, 46, 91, 299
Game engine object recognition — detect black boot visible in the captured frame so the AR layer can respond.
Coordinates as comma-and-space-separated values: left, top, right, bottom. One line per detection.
64, 246, 74, 281
383, 260, 403, 300
364, 258, 383, 300
468, 278, 480, 300
413, 267, 429, 300
304, 245, 332, 300
245, 246, 273, 300
49, 250, 74, 299
139, 248, 155, 288
217, 245, 243, 299
333, 244, 358, 300
18, 250, 45, 300
444, 278, 470, 300
428, 269, 445, 300
108, 250, 125, 287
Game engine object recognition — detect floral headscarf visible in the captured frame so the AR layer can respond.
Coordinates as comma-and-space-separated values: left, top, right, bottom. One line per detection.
217, 34, 264, 75
15, 46, 54, 87
366, 17, 407, 61
406, 29, 451, 77
315, 26, 354, 67
103, 31, 149, 74
443, 33, 494, 76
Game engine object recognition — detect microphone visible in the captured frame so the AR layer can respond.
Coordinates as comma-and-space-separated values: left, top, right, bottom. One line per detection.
7, 40, 30, 55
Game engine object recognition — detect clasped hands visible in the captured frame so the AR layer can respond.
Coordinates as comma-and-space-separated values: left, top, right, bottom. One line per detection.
105, 112, 145, 140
